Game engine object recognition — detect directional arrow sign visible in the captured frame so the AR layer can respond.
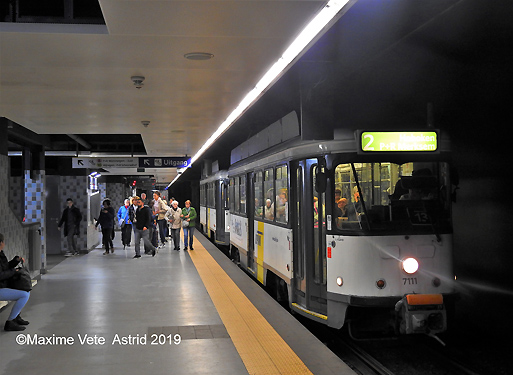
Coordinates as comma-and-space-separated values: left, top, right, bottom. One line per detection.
72, 157, 138, 168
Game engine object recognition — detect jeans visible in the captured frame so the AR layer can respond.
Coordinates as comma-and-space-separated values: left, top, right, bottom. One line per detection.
0, 288, 30, 320
157, 219, 167, 244
183, 226, 194, 248
66, 224, 78, 254
133, 228, 156, 256
121, 224, 132, 246
171, 228, 181, 249
101, 227, 112, 252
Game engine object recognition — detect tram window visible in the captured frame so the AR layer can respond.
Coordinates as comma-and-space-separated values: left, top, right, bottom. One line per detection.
229, 178, 235, 212
200, 184, 206, 206
234, 177, 240, 214
333, 162, 452, 233
254, 171, 264, 219
276, 165, 288, 224
240, 176, 246, 215
263, 168, 274, 221
207, 182, 215, 208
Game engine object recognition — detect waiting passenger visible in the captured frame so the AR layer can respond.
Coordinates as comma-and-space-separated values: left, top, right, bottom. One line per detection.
264, 199, 274, 220
0, 233, 30, 331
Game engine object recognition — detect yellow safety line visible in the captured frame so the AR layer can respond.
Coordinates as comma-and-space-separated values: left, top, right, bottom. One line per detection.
189, 237, 313, 375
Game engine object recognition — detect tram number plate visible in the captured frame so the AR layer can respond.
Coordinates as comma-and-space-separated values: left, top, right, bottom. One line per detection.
408, 209, 430, 225
403, 277, 418, 285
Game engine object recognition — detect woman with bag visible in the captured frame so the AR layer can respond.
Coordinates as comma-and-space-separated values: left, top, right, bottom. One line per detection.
180, 200, 197, 250
0, 233, 31, 331
165, 200, 182, 250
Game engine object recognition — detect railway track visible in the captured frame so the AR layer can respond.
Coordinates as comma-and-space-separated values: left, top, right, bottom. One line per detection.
296, 314, 483, 375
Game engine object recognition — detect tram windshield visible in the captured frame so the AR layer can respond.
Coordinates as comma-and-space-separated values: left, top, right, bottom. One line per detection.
333, 162, 452, 234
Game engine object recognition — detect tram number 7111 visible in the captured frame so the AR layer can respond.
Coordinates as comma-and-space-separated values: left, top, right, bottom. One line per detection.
403, 278, 418, 285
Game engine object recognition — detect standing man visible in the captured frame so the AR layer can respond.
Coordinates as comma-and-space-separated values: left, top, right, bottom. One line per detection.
132, 196, 157, 258
58, 198, 82, 256
180, 200, 197, 251
153, 191, 169, 247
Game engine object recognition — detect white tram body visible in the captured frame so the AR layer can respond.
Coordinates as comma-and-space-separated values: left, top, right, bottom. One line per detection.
201, 122, 457, 337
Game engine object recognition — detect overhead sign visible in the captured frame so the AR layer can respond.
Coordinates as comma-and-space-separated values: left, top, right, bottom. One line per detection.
138, 157, 191, 168
359, 131, 438, 153
72, 158, 138, 168
72, 157, 191, 169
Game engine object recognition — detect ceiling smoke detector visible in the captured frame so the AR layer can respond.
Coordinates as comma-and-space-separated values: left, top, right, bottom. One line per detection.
131, 76, 145, 89
141, 121, 150, 128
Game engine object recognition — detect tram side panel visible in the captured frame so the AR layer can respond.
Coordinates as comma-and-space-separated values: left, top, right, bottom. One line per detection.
259, 222, 293, 286
230, 214, 249, 267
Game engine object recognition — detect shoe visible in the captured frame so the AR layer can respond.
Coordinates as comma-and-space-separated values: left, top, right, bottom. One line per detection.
184, 247, 188, 251
111, 248, 114, 254
4, 320, 26, 331
152, 249, 156, 257
103, 251, 108, 255
64, 252, 73, 257
190, 247, 194, 250
133, 254, 141, 259
15, 315, 29, 325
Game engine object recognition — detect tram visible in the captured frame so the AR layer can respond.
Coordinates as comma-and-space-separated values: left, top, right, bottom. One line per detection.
201, 117, 458, 337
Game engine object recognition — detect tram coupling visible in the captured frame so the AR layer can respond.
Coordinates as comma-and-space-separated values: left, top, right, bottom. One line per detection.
394, 294, 447, 337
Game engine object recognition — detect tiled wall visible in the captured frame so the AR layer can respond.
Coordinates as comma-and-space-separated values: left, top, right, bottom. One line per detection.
0, 155, 30, 269
9, 176, 24, 221
24, 170, 46, 270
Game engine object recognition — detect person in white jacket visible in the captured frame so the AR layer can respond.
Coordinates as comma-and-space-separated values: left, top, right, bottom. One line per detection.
165, 201, 182, 250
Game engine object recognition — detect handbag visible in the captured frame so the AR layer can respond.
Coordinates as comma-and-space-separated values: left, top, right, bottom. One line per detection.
8, 263, 32, 292
182, 220, 189, 228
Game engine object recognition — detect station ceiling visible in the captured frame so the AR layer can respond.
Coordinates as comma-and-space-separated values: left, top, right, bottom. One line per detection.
1, 0, 511, 186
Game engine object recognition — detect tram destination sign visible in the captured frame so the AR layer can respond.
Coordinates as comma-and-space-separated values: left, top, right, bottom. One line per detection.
359, 131, 438, 153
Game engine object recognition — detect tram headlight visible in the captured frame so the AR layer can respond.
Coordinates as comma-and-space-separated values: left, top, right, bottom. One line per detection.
402, 257, 419, 274
336, 277, 343, 286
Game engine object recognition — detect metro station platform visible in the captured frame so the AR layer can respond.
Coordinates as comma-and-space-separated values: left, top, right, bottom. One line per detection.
0, 231, 355, 375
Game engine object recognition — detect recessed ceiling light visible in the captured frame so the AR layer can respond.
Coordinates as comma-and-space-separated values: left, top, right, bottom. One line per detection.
184, 52, 214, 61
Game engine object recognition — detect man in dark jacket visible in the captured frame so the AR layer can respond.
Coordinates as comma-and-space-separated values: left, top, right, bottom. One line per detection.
58, 198, 82, 256
95, 200, 115, 255
132, 196, 157, 258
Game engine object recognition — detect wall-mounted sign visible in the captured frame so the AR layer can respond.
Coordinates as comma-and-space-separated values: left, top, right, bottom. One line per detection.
359, 131, 438, 153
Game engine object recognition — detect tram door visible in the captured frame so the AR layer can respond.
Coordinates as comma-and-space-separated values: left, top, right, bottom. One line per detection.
292, 159, 327, 316
246, 173, 256, 274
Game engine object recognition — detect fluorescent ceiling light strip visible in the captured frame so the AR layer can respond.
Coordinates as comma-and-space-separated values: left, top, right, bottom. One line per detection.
169, 0, 350, 188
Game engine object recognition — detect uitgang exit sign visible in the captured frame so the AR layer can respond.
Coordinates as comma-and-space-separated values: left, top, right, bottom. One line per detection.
360, 131, 438, 152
